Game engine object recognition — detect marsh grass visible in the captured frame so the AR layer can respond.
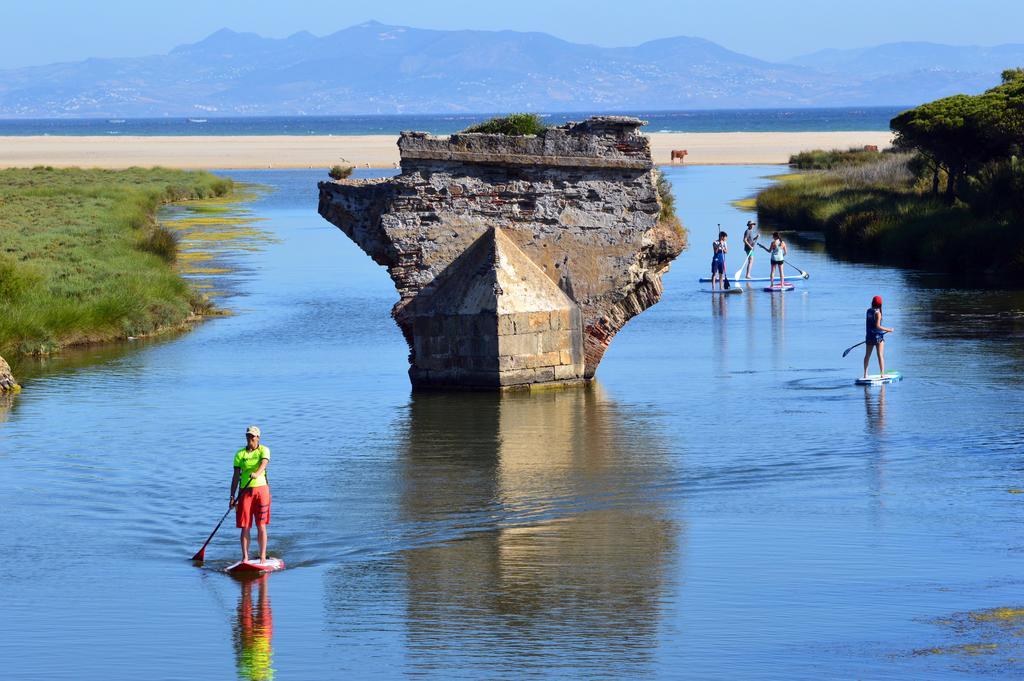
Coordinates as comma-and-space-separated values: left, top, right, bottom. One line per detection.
756, 159, 1024, 279
0, 167, 233, 354
789, 147, 885, 170
159, 185, 274, 297
138, 226, 179, 262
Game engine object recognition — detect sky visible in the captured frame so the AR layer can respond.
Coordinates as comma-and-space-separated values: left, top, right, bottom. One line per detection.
2, 0, 1023, 69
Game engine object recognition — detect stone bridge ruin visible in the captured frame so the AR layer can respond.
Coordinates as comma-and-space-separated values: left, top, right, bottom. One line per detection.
317, 116, 685, 389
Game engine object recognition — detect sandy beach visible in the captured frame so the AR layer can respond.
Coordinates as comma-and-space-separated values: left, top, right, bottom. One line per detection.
0, 131, 894, 169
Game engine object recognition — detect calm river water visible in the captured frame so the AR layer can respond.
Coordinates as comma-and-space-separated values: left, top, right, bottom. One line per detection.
3, 166, 1024, 680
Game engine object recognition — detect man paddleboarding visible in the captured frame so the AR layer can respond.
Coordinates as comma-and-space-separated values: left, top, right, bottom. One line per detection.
742, 221, 758, 279
230, 425, 271, 563
863, 296, 895, 379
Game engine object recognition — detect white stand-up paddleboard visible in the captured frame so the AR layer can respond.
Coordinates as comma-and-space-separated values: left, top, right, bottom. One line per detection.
763, 283, 795, 292
225, 558, 285, 574
855, 371, 902, 385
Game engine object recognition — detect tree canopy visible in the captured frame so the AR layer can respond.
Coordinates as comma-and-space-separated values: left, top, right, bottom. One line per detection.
891, 72, 1024, 200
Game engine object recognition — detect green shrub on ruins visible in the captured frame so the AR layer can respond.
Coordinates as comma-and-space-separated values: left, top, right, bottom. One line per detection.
463, 113, 547, 136
0, 167, 233, 354
653, 169, 685, 238
328, 164, 354, 180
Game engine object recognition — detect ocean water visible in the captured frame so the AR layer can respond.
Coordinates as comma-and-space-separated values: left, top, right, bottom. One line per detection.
2, 166, 1023, 679
0, 107, 903, 136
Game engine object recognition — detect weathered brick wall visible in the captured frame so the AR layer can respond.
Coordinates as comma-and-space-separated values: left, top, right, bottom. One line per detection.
318, 116, 685, 388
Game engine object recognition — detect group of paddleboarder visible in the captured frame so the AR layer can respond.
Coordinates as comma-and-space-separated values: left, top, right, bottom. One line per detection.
710, 220, 895, 380
212, 222, 895, 567
710, 221, 789, 291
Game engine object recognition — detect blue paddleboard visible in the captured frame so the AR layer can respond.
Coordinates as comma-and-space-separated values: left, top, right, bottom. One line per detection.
855, 371, 902, 385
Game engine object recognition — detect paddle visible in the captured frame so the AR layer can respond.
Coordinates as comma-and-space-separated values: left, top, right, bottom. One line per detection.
714, 224, 731, 290
842, 331, 888, 358
191, 505, 233, 561
757, 241, 810, 279
193, 460, 266, 561
734, 235, 758, 281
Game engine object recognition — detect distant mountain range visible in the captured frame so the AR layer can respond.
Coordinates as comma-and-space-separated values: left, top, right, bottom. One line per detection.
0, 22, 1019, 117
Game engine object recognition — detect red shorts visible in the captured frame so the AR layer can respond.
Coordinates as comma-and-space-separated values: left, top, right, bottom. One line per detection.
236, 486, 271, 528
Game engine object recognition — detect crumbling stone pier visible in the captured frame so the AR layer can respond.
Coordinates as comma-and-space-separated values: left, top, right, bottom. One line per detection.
318, 116, 685, 389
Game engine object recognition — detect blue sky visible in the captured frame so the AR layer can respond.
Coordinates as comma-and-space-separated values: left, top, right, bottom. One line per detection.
2, 0, 1022, 69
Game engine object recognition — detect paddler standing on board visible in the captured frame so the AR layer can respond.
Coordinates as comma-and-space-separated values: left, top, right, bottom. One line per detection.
711, 230, 729, 290
742, 221, 758, 279
864, 296, 895, 379
768, 232, 787, 287
230, 425, 271, 564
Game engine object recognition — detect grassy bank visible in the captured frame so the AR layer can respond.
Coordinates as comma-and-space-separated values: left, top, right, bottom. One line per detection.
0, 167, 233, 354
755, 155, 1024, 280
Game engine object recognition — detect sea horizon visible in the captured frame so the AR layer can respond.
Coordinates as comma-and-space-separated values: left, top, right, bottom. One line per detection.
0, 106, 907, 136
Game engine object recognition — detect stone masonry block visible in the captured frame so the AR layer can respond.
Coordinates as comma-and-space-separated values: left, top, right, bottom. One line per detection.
554, 364, 583, 381
532, 351, 563, 368
497, 314, 516, 336
549, 310, 571, 331
539, 329, 571, 354
499, 332, 539, 356
532, 367, 556, 383
499, 368, 538, 386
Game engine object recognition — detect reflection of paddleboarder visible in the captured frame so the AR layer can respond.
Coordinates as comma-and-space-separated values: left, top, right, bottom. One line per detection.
230, 426, 271, 564
863, 296, 895, 379
234, 575, 274, 681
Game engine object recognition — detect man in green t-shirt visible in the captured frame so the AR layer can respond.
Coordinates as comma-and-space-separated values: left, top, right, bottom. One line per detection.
230, 425, 271, 563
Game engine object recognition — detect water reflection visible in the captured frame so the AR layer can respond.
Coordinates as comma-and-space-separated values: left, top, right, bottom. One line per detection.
232, 575, 275, 681
769, 288, 786, 364
0, 393, 14, 424
711, 292, 729, 373
864, 384, 887, 433
396, 386, 678, 675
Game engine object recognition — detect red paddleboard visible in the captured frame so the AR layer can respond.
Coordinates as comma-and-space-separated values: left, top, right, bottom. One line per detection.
762, 283, 795, 292
225, 558, 285, 574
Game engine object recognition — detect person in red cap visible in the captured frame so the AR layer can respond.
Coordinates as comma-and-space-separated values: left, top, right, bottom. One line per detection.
864, 296, 895, 378
230, 425, 271, 563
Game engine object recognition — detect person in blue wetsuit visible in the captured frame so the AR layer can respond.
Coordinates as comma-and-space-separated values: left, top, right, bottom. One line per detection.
863, 295, 895, 378
711, 230, 728, 290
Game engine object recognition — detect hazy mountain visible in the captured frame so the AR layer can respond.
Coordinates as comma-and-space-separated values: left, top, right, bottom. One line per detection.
0, 23, 1014, 117
789, 42, 1024, 78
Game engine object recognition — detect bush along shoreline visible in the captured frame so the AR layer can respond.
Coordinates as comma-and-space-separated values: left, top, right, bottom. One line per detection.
755, 69, 1024, 282
0, 167, 234, 361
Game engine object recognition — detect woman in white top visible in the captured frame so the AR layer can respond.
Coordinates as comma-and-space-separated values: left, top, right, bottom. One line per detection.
768, 231, 787, 287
